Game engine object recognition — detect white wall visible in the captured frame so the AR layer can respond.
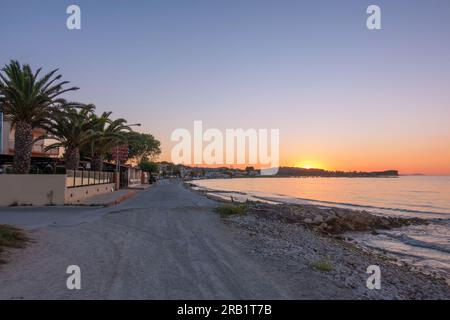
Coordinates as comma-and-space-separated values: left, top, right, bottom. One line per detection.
0, 175, 117, 206
65, 183, 115, 204
0, 174, 66, 206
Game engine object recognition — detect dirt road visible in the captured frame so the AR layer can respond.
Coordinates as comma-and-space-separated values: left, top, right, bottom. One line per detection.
0, 181, 311, 299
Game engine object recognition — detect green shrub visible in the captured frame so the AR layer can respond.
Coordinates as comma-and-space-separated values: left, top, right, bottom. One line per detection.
0, 225, 28, 249
310, 260, 334, 272
215, 204, 247, 217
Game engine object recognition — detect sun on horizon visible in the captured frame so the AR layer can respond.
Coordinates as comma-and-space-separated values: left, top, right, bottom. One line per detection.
294, 161, 325, 170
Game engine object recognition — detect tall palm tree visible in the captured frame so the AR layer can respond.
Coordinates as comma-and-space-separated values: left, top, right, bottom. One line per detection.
42, 105, 96, 170
87, 112, 136, 171
0, 60, 78, 173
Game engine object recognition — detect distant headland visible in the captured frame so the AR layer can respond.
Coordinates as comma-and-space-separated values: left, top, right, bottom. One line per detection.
274, 167, 399, 178
162, 163, 400, 179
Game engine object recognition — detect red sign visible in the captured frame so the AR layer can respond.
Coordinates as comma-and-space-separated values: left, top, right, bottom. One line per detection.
112, 144, 129, 163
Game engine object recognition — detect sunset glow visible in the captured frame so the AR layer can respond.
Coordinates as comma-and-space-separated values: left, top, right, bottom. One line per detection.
2, 0, 450, 302
2, 1, 450, 176
294, 161, 324, 170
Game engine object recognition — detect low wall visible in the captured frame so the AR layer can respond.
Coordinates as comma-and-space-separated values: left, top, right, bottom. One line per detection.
0, 174, 66, 206
65, 183, 115, 204
0, 175, 117, 206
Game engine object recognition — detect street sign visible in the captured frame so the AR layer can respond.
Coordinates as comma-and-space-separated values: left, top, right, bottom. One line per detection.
112, 144, 129, 163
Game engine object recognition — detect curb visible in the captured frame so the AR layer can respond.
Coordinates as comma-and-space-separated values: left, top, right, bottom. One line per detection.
105, 189, 139, 207
127, 186, 151, 190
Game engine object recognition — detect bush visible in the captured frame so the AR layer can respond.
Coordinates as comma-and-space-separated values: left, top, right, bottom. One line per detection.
310, 260, 334, 272
215, 204, 247, 217
0, 225, 29, 249
139, 160, 158, 173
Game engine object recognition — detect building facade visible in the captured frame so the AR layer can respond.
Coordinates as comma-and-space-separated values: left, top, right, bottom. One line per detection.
0, 112, 58, 157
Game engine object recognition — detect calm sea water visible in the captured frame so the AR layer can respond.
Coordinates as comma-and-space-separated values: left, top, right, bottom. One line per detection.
193, 176, 450, 281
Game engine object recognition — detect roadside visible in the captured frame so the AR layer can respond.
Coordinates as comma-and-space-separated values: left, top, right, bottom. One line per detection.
79, 188, 141, 206
1, 181, 302, 299
0, 180, 448, 299
0, 187, 146, 230
0, 187, 145, 265
223, 212, 450, 299
192, 185, 450, 299
0, 225, 29, 264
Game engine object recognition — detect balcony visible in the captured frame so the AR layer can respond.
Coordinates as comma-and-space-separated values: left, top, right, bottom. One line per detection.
8, 139, 59, 156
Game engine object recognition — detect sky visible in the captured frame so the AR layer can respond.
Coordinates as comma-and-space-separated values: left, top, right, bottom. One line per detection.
1, 0, 450, 175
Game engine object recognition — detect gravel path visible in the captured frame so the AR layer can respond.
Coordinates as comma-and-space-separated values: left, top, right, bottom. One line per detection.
0, 181, 309, 299
1, 180, 448, 299
223, 214, 450, 299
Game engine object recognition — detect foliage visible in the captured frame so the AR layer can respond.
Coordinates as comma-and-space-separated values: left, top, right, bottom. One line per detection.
0, 225, 28, 249
125, 131, 161, 162
83, 111, 135, 170
310, 260, 334, 272
0, 60, 78, 126
0, 60, 78, 173
139, 160, 158, 173
0, 60, 161, 172
40, 104, 96, 169
41, 105, 96, 151
215, 204, 247, 217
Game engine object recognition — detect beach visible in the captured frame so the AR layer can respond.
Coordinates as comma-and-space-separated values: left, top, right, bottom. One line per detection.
0, 180, 448, 299
192, 177, 450, 281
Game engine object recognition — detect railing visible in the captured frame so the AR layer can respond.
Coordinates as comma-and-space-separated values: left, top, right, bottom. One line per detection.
66, 170, 114, 188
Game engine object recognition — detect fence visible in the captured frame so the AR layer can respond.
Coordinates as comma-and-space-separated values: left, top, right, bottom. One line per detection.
66, 170, 114, 188
128, 168, 142, 185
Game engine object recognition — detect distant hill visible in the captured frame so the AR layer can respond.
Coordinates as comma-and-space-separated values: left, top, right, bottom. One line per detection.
275, 167, 398, 177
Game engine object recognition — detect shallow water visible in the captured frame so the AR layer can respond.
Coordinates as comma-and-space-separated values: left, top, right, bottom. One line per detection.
193, 176, 450, 280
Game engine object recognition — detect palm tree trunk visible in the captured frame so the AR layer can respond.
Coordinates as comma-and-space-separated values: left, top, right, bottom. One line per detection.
13, 121, 33, 174
91, 153, 103, 172
65, 146, 80, 171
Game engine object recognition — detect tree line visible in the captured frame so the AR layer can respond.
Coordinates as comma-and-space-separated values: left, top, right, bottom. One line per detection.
0, 60, 160, 174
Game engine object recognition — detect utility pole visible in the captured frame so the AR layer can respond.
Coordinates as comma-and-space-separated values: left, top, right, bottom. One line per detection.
114, 145, 120, 190
0, 112, 3, 154
116, 145, 120, 172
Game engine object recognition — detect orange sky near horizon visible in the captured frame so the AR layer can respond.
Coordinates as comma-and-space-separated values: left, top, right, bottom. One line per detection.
279, 137, 450, 176
156, 129, 450, 176
5, 1, 450, 176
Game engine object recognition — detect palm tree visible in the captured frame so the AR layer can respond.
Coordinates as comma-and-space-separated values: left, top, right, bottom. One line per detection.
42, 105, 96, 170
86, 112, 136, 171
0, 60, 78, 173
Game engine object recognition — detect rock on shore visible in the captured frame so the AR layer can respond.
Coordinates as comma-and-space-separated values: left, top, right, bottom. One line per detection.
246, 203, 425, 235
223, 213, 450, 299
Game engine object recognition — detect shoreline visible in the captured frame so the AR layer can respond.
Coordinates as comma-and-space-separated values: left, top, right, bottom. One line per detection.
185, 182, 450, 298
188, 177, 450, 218
0, 181, 449, 299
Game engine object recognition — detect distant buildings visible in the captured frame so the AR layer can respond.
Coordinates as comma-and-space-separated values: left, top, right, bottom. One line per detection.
162, 163, 261, 180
